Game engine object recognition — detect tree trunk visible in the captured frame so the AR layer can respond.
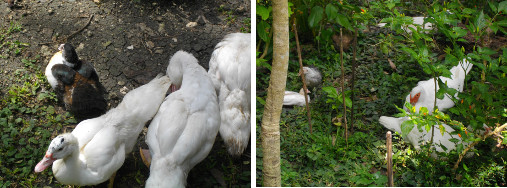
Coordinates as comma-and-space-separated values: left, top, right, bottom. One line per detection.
261, 0, 289, 186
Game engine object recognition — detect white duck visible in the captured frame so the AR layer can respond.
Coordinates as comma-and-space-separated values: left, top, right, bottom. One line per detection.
283, 88, 311, 107
379, 116, 472, 157
145, 51, 220, 187
299, 66, 322, 89
34, 74, 171, 186
208, 33, 251, 156
378, 16, 433, 33
404, 58, 473, 114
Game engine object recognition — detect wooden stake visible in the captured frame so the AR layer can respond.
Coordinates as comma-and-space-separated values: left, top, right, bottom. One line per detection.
293, 19, 312, 134
387, 131, 393, 187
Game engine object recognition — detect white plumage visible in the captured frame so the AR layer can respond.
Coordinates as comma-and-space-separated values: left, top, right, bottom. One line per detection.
283, 88, 311, 107
404, 58, 473, 114
208, 33, 251, 156
34, 74, 171, 186
45, 51, 64, 89
299, 66, 322, 88
378, 16, 433, 33
379, 116, 471, 157
145, 51, 220, 187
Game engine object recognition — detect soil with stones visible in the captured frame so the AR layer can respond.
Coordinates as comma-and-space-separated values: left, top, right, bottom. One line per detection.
0, 0, 251, 187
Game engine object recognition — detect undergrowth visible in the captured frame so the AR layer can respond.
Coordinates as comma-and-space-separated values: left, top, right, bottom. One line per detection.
256, 0, 506, 186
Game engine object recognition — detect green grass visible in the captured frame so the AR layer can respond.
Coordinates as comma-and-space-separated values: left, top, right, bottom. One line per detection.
0, 57, 76, 187
256, 10, 506, 186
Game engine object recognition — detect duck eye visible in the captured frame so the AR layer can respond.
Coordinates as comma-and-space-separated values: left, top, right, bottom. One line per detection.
58, 148, 63, 151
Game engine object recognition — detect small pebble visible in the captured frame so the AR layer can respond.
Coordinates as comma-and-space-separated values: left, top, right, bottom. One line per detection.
120, 86, 129, 95
146, 41, 154, 49
186, 22, 197, 28
118, 81, 125, 86
127, 45, 134, 50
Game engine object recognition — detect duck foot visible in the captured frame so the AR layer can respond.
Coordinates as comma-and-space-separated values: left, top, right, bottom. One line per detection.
139, 147, 151, 167
108, 171, 116, 188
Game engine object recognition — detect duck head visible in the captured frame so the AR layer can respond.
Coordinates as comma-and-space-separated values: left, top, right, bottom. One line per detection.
35, 133, 77, 173
166, 51, 198, 93
408, 86, 423, 106
298, 67, 309, 77
59, 43, 79, 68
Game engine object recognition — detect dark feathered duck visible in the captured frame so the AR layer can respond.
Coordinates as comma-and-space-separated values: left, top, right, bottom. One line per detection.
51, 64, 107, 121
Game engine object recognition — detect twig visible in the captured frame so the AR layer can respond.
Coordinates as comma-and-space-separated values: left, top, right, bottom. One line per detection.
351, 28, 357, 133
292, 19, 312, 134
259, 28, 273, 60
453, 123, 507, 170
340, 28, 348, 145
39, 15, 94, 45
386, 131, 394, 187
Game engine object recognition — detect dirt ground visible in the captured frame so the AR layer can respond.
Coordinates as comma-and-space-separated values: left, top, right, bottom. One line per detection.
0, 0, 251, 187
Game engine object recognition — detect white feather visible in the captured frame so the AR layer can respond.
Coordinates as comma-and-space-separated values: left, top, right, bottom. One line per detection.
404, 58, 472, 113
146, 51, 220, 187
208, 33, 251, 156
45, 51, 64, 89
379, 116, 472, 158
35, 75, 171, 185
283, 88, 311, 107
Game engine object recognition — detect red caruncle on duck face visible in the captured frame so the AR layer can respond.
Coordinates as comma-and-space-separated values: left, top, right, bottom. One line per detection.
410, 92, 421, 105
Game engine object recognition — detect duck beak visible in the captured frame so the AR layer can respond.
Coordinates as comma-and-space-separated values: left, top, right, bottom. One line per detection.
58, 44, 65, 52
34, 153, 56, 173
170, 84, 180, 93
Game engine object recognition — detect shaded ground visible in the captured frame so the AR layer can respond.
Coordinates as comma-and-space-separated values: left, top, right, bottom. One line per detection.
0, 0, 251, 187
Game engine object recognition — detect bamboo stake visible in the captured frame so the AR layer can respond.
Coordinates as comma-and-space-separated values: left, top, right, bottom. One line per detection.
387, 131, 394, 187
292, 19, 312, 134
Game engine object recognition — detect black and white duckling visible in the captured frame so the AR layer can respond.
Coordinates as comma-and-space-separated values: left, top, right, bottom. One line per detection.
46, 43, 104, 92
51, 64, 107, 121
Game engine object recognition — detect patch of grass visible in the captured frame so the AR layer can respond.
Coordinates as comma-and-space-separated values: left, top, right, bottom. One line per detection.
0, 22, 29, 58
241, 17, 251, 33
0, 50, 76, 187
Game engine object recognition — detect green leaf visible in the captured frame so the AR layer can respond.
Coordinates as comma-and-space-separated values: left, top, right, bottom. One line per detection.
496, 19, 507, 27
47, 105, 55, 115
401, 120, 415, 138
256, 96, 265, 105
387, 2, 396, 10
499, 1, 507, 13
474, 11, 486, 32
489, 2, 498, 13
257, 21, 270, 42
438, 124, 445, 136
325, 4, 338, 20
256, 5, 270, 20
336, 13, 353, 31
308, 6, 324, 28
323, 86, 338, 99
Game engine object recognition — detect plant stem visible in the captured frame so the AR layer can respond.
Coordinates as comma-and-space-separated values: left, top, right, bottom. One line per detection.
293, 19, 312, 134
351, 28, 357, 133
453, 123, 507, 170
340, 28, 348, 146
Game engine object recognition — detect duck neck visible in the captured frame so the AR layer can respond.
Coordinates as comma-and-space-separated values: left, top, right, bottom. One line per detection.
146, 159, 186, 188
52, 143, 81, 184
